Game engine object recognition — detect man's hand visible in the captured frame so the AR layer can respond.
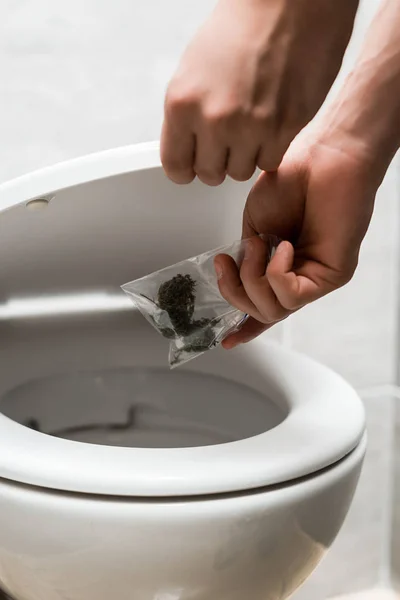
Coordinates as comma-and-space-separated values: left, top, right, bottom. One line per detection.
214, 129, 383, 347
161, 0, 358, 185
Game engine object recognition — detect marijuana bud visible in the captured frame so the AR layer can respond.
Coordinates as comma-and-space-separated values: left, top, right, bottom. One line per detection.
157, 274, 196, 336
156, 274, 217, 354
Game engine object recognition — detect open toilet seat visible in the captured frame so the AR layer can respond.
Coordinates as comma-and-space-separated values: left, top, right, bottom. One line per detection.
0, 339, 365, 498
0, 143, 365, 499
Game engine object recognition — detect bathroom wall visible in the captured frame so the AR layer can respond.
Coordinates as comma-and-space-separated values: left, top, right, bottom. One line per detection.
0, 0, 217, 183
0, 0, 398, 599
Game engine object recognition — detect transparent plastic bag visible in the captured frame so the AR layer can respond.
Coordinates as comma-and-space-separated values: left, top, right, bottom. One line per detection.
121, 234, 278, 368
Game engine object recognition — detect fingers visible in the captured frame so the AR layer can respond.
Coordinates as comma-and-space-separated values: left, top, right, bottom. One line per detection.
267, 241, 323, 310
162, 117, 229, 186
194, 129, 228, 186
226, 144, 259, 182
162, 90, 268, 185
161, 131, 285, 185
256, 144, 284, 173
214, 253, 264, 322
240, 237, 287, 322
160, 118, 196, 184
222, 317, 272, 349
162, 123, 260, 185
215, 238, 288, 325
215, 238, 335, 348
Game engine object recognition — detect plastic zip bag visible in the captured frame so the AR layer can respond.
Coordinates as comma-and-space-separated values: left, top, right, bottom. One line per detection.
122, 235, 278, 368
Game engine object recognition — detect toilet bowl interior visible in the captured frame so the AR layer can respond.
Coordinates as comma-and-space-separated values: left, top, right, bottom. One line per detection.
0, 361, 286, 450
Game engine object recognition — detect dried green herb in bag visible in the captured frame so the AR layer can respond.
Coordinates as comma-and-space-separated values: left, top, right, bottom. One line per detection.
122, 236, 277, 368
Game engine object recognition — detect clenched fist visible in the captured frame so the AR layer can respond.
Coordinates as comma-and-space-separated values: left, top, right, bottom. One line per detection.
161, 0, 359, 185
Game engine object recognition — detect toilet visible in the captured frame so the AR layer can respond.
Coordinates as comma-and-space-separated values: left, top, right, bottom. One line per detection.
0, 143, 366, 600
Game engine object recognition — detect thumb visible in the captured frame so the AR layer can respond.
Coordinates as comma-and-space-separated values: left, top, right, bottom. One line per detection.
267, 241, 326, 310
242, 169, 305, 242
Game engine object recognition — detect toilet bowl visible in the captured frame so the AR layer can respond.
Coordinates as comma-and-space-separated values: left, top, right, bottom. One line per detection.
0, 143, 366, 600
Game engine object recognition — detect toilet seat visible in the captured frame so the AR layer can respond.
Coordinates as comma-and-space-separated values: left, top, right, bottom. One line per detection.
0, 339, 365, 497
0, 143, 365, 498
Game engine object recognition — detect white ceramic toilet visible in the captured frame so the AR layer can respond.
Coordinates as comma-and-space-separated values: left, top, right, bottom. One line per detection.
0, 143, 366, 600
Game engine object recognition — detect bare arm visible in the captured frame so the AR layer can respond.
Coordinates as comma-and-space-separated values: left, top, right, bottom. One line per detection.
322, 0, 400, 175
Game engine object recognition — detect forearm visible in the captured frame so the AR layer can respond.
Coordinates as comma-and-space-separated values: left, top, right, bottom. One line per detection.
322, 0, 400, 176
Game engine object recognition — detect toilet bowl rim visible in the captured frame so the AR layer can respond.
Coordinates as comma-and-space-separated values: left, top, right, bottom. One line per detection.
0, 340, 366, 497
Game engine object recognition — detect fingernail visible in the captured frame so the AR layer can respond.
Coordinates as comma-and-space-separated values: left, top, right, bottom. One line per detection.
215, 262, 223, 280
275, 242, 286, 255
244, 240, 253, 260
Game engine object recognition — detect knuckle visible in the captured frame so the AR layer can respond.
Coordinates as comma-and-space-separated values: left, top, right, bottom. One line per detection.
203, 107, 228, 125
203, 102, 242, 126
252, 106, 274, 126
165, 84, 199, 115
